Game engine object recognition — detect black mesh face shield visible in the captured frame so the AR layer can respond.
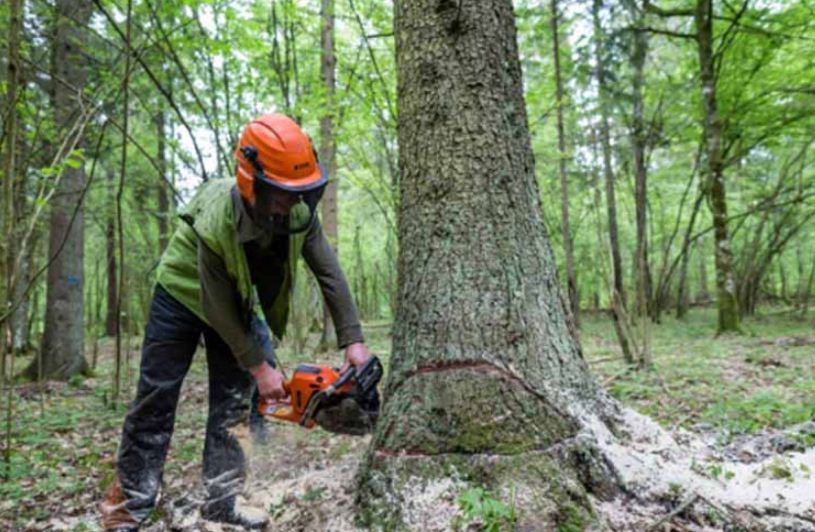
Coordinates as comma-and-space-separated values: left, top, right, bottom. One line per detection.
240, 146, 327, 235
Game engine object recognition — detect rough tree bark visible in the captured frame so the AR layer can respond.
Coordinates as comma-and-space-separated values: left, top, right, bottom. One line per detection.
319, 0, 338, 349
37, 0, 92, 379
695, 0, 739, 333
355, 1, 621, 528
550, 0, 579, 327
592, 0, 633, 363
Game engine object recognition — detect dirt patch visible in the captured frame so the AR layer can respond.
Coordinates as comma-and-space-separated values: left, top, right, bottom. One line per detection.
245, 425, 371, 531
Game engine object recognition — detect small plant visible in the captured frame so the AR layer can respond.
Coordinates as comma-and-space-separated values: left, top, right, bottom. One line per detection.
761, 458, 793, 481
68, 373, 84, 388
706, 463, 723, 479
791, 428, 815, 449
456, 487, 517, 532
667, 482, 685, 501
268, 499, 286, 519
690, 460, 735, 482
302, 486, 325, 502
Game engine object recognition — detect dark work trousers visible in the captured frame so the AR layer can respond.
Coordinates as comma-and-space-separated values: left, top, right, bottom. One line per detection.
116, 284, 272, 524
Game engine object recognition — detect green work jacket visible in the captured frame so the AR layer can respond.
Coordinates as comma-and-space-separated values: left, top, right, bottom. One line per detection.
154, 178, 364, 369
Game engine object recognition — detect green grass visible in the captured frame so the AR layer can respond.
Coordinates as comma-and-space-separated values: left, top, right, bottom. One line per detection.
582, 306, 815, 439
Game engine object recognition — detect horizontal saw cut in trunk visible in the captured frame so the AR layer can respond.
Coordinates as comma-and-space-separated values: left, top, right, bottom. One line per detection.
357, 1, 815, 528
356, 0, 623, 529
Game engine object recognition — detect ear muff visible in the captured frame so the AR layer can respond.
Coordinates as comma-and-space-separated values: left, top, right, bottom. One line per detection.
242, 145, 327, 235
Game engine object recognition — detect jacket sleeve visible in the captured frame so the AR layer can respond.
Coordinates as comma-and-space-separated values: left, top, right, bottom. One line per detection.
302, 218, 364, 349
198, 242, 268, 369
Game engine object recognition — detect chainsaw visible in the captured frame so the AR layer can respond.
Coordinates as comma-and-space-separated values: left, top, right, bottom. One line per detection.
257, 356, 383, 434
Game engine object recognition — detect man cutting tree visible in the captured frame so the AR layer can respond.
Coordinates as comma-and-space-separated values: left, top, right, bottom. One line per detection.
101, 113, 372, 530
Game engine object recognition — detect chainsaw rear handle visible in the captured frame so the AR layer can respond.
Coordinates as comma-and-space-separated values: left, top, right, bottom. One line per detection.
354, 356, 383, 395
310, 356, 382, 401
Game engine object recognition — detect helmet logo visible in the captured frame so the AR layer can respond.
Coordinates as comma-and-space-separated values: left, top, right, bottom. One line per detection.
294, 162, 311, 171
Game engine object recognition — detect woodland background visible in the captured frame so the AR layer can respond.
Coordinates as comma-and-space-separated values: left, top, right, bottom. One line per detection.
1, 0, 814, 529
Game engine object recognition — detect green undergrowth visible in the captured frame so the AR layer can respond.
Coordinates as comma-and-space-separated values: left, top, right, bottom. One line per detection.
0, 323, 394, 530
1, 308, 812, 528
582, 306, 815, 442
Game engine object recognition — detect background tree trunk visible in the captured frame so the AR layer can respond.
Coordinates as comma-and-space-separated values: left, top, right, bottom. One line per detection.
592, 0, 633, 363
631, 21, 652, 316
550, 0, 579, 327
11, 272, 30, 353
356, 1, 619, 527
697, 238, 709, 303
695, 0, 739, 333
630, 21, 651, 365
675, 189, 706, 318
799, 250, 815, 317
105, 167, 118, 337
3, 0, 23, 358
156, 105, 170, 255
2, 0, 23, 473
319, 0, 338, 349
35, 0, 93, 380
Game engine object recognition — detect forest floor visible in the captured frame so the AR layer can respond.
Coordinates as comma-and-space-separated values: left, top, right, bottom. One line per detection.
0, 306, 813, 531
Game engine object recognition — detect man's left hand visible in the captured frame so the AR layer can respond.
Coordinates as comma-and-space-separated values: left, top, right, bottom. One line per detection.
341, 342, 371, 373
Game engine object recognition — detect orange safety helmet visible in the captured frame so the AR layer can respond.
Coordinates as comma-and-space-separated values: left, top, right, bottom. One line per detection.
235, 113, 328, 201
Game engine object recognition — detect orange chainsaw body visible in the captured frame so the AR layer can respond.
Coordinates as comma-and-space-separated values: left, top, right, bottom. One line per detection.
257, 364, 354, 428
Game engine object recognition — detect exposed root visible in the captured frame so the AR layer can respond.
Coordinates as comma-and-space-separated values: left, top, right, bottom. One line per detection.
591, 409, 815, 531
358, 405, 815, 530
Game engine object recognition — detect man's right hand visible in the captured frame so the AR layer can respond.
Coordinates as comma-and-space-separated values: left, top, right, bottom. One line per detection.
249, 361, 287, 400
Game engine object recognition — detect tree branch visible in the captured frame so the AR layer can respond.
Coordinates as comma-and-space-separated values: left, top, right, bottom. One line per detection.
643, 0, 694, 18
639, 26, 696, 40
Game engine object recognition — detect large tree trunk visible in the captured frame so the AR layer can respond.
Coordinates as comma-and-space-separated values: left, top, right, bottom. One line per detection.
318, 0, 338, 349
550, 0, 579, 328
34, 0, 92, 379
592, 0, 633, 363
695, 0, 739, 333
356, 1, 621, 528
